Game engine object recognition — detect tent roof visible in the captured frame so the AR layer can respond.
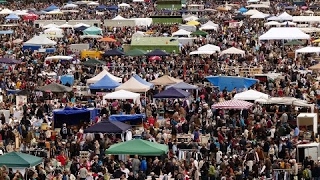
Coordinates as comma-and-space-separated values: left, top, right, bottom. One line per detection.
296, 46, 320, 54
150, 75, 183, 86
36, 83, 72, 92
53, 107, 89, 115
87, 69, 122, 84
133, 74, 154, 88
105, 139, 168, 156
172, 29, 191, 36
0, 152, 43, 167
212, 99, 253, 109
104, 90, 140, 103
115, 77, 150, 92
113, 15, 126, 20
255, 97, 313, 107
198, 44, 220, 52
166, 82, 198, 90
90, 75, 121, 89
259, 27, 310, 40
220, 47, 245, 56
277, 12, 293, 21
206, 76, 258, 91
233, 89, 269, 101
244, 9, 261, 15
154, 87, 190, 98
84, 120, 131, 133
24, 34, 57, 46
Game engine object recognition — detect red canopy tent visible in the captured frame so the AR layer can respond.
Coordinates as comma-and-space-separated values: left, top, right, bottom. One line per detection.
23, 13, 38, 21
212, 99, 253, 109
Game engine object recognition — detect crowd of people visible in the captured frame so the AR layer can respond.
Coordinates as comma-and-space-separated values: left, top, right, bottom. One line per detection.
0, 0, 319, 180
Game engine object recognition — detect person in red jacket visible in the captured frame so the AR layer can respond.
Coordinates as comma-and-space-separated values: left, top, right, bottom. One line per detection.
56, 151, 67, 167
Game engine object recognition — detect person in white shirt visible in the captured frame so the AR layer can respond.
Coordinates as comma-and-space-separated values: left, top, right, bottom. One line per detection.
120, 164, 130, 178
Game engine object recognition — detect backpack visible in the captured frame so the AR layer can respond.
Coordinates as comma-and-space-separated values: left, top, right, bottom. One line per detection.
208, 165, 215, 176
303, 169, 310, 179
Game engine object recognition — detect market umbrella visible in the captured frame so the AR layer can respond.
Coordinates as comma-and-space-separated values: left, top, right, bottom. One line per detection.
146, 49, 169, 56
125, 49, 147, 56
284, 40, 304, 46
106, 139, 168, 156
98, 37, 116, 42
0, 152, 43, 167
104, 49, 125, 56
191, 30, 208, 36
82, 59, 106, 66
84, 120, 131, 133
37, 83, 72, 93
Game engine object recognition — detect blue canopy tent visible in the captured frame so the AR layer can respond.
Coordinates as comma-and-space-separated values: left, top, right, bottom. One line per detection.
60, 75, 74, 85
166, 82, 198, 90
7, 89, 20, 95
43, 5, 59, 12
133, 74, 154, 88
154, 87, 190, 98
89, 75, 120, 89
96, 5, 107, 10
5, 14, 20, 20
109, 114, 146, 123
84, 120, 131, 134
106, 5, 118, 10
53, 107, 90, 127
206, 76, 258, 91
239, 7, 247, 13
74, 26, 87, 31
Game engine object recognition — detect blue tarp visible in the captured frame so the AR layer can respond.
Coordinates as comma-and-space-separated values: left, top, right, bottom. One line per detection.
53, 107, 91, 127
206, 76, 258, 91
106, 5, 118, 10
133, 74, 154, 88
7, 89, 20, 95
96, 5, 107, 10
88, 108, 99, 121
239, 7, 247, 13
154, 87, 190, 98
53, 107, 89, 115
44, 5, 59, 12
0, 30, 13, 35
109, 114, 146, 122
60, 75, 74, 85
90, 75, 120, 89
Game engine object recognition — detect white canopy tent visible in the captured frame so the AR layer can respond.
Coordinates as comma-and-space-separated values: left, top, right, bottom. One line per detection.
183, 15, 199, 21
87, 69, 122, 84
202, 21, 219, 27
131, 18, 153, 26
199, 25, 218, 31
295, 47, 320, 57
63, 3, 78, 8
255, 97, 315, 111
104, 90, 141, 105
220, 47, 245, 56
190, 44, 220, 55
73, 23, 90, 28
277, 12, 293, 21
42, 23, 59, 29
45, 56, 73, 60
244, 9, 261, 16
267, 16, 280, 21
13, 10, 28, 15
24, 34, 57, 46
234, 89, 269, 101
172, 29, 191, 37
264, 21, 280, 26
43, 27, 64, 38
259, 27, 310, 40
246, 4, 270, 8
0, 9, 13, 15
112, 15, 126, 20
250, 13, 269, 19
280, 21, 296, 26
115, 77, 150, 92
59, 23, 74, 28
118, 3, 130, 7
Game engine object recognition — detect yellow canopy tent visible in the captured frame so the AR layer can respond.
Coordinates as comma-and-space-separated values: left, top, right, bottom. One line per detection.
186, 20, 200, 26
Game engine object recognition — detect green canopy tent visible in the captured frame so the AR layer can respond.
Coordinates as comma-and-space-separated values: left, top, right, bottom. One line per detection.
191, 30, 208, 37
83, 26, 102, 35
82, 59, 106, 66
106, 139, 168, 156
0, 152, 43, 167
284, 40, 304, 46
125, 49, 147, 56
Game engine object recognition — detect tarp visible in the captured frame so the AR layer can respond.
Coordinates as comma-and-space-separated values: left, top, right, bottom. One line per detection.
87, 69, 122, 84
133, 74, 154, 88
0, 152, 43, 167
212, 99, 253, 109
166, 82, 198, 90
154, 87, 190, 98
54, 107, 89, 115
84, 120, 131, 133
105, 139, 168, 156
115, 77, 150, 92
206, 76, 258, 91
90, 75, 120, 89
109, 114, 146, 122
259, 27, 310, 40
150, 75, 183, 86
234, 89, 269, 101
36, 83, 72, 92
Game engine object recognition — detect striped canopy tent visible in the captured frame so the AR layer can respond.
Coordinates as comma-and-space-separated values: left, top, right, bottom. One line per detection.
212, 99, 253, 109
